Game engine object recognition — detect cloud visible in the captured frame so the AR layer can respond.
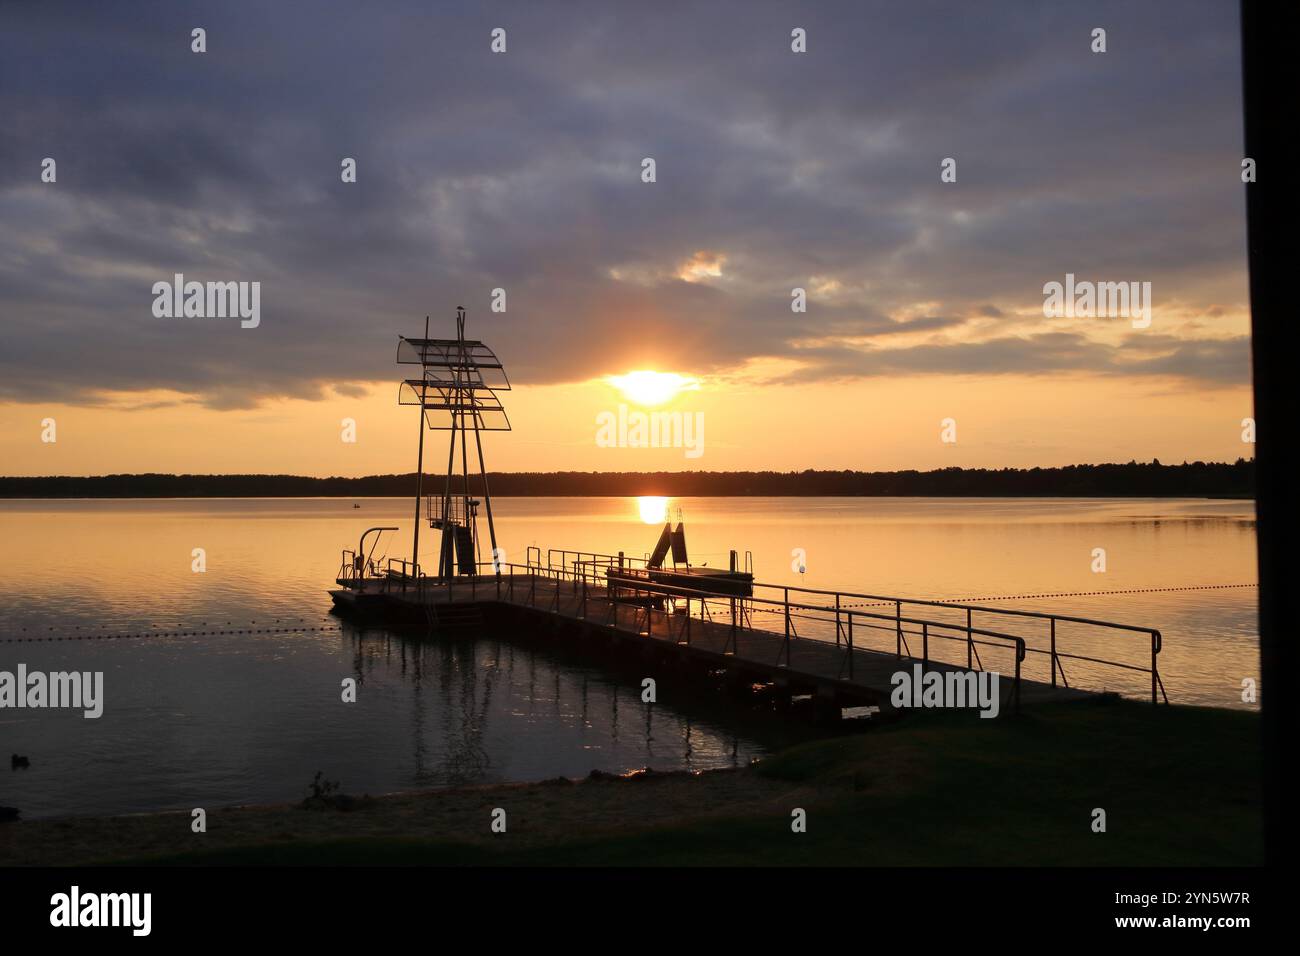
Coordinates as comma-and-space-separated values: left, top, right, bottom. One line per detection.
0, 0, 1249, 409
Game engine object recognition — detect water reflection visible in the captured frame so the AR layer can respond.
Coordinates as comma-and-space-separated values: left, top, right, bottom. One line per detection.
0, 496, 1259, 819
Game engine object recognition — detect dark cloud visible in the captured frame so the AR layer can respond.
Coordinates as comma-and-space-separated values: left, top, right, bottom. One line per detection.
0, 0, 1249, 407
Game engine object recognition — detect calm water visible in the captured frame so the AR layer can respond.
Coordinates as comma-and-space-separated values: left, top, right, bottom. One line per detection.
0, 496, 1258, 819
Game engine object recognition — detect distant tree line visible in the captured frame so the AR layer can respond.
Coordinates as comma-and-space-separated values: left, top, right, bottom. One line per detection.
0, 459, 1255, 498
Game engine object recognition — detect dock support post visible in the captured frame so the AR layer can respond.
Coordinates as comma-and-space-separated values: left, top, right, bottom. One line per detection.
922, 622, 929, 672
835, 593, 841, 646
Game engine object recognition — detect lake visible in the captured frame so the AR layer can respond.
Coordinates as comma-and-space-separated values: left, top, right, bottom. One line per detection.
0, 496, 1258, 819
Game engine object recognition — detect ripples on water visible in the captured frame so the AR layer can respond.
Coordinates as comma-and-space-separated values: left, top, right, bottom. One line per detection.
0, 496, 1258, 818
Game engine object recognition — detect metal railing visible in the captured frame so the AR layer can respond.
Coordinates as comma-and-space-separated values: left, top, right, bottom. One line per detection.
358, 553, 1165, 706
592, 563, 1164, 704
544, 549, 648, 586
494, 556, 1166, 705
461, 561, 1033, 709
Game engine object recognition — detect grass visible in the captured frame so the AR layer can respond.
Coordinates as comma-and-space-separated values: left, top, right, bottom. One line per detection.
69, 696, 1261, 867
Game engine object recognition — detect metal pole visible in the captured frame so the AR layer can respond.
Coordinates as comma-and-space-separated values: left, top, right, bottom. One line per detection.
1015, 643, 1023, 715
784, 587, 791, 665
784, 587, 790, 638
1051, 618, 1058, 687
455, 311, 473, 576
473, 423, 499, 575
410, 315, 431, 591
729, 597, 737, 655
848, 613, 854, 679
895, 600, 902, 657
966, 607, 973, 669
439, 406, 458, 580
1151, 632, 1159, 705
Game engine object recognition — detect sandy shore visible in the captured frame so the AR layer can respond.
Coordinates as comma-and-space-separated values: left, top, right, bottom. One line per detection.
0, 766, 814, 866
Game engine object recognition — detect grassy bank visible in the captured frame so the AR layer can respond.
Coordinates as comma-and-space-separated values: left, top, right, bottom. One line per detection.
0, 698, 1261, 866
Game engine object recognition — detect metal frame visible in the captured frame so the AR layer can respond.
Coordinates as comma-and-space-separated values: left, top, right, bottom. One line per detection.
396, 308, 510, 582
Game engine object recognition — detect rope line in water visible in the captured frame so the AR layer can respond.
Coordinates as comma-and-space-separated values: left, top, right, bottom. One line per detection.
721, 582, 1256, 613
1, 617, 342, 644
3, 583, 1259, 641
942, 583, 1258, 604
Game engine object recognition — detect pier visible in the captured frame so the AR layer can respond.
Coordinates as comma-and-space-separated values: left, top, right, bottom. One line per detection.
329, 309, 1168, 721
331, 548, 1168, 719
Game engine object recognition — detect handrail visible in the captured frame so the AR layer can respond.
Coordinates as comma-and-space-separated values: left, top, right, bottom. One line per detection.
476, 559, 1028, 711
475, 559, 1166, 705
580, 561, 1165, 704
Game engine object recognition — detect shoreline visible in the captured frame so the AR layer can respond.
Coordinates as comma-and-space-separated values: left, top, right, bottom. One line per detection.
0, 461, 1256, 501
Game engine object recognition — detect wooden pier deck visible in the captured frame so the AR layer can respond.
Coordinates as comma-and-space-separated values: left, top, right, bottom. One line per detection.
333, 568, 1122, 716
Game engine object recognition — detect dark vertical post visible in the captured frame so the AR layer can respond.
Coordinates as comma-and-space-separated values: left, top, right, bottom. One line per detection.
729, 596, 737, 655
455, 310, 473, 574
439, 401, 458, 580
847, 613, 854, 679
783, 586, 791, 665
895, 600, 902, 658
1151, 631, 1159, 705
1051, 618, 1058, 686
471, 392, 499, 574
410, 316, 431, 592
1014, 643, 1022, 715
966, 607, 973, 669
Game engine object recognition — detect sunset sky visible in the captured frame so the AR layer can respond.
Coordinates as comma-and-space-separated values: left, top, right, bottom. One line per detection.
0, 1, 1251, 477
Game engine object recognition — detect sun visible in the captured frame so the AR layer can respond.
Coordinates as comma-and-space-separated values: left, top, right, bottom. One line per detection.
607, 370, 698, 407
637, 496, 669, 524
